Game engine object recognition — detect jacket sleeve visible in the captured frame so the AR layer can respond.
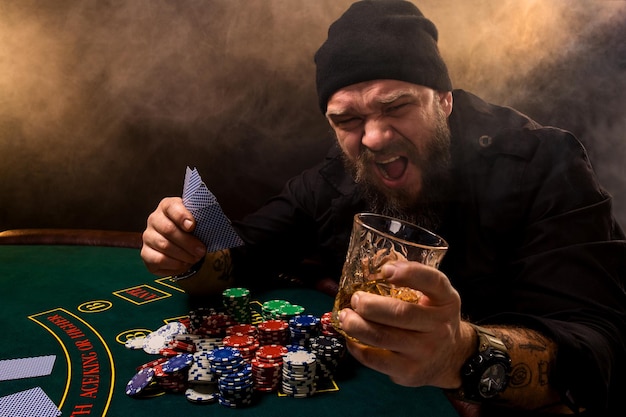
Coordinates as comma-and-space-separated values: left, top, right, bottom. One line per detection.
481, 128, 626, 413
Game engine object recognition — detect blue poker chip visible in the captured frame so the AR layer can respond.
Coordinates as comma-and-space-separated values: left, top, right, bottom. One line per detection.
220, 381, 254, 390
207, 347, 242, 362
219, 376, 253, 384
221, 363, 251, 376
219, 378, 253, 388
161, 353, 194, 373
211, 364, 245, 374
289, 314, 320, 327
125, 368, 155, 396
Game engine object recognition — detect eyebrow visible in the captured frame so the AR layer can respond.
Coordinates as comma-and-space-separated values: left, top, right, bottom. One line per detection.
326, 91, 416, 117
377, 91, 415, 104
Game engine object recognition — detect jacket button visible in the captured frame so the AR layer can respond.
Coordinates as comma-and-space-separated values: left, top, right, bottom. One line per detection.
478, 135, 492, 147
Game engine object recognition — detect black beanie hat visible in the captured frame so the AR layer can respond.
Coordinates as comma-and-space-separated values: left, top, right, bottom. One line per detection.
314, 0, 452, 113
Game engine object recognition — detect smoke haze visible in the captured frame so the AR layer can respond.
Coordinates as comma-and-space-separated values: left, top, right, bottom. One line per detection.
0, 0, 624, 231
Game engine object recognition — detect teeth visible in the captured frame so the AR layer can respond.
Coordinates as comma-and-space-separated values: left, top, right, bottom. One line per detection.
376, 155, 401, 165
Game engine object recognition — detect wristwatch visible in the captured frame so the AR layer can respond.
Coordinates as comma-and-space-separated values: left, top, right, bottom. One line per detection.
459, 324, 511, 401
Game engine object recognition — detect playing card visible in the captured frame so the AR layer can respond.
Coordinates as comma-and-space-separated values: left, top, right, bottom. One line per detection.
0, 387, 61, 417
182, 167, 244, 252
0, 355, 56, 381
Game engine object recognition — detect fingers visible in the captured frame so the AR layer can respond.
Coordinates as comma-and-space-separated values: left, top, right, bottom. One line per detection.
339, 301, 450, 354
141, 197, 206, 276
340, 305, 472, 389
336, 262, 469, 389
381, 261, 459, 307
346, 291, 429, 332
339, 262, 461, 334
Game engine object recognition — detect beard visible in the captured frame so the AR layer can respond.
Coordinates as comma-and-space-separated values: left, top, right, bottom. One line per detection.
341, 104, 452, 232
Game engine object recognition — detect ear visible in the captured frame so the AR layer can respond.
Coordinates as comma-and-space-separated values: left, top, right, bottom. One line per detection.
438, 91, 453, 117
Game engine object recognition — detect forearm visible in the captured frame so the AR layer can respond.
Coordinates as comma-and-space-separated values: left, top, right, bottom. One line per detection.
487, 326, 573, 413
176, 249, 236, 296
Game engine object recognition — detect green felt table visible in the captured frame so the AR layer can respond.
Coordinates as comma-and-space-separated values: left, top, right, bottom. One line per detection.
0, 245, 458, 416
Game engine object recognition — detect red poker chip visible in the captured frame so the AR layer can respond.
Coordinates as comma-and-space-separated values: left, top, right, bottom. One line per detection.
159, 348, 181, 357
256, 344, 287, 359
152, 364, 168, 378
168, 340, 196, 353
251, 358, 282, 369
223, 335, 256, 348
257, 320, 289, 331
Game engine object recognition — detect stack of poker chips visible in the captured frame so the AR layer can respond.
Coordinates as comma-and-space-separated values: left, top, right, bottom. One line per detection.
207, 347, 255, 408
277, 304, 305, 321
222, 287, 253, 324
289, 314, 321, 347
222, 334, 260, 362
184, 352, 219, 404
261, 300, 290, 319
226, 324, 258, 338
126, 353, 194, 397
320, 312, 342, 337
155, 353, 194, 393
309, 336, 346, 380
251, 344, 288, 393
185, 382, 219, 404
125, 367, 156, 397
256, 320, 290, 346
141, 322, 188, 354
125, 288, 348, 406
189, 308, 236, 337
281, 351, 317, 398
261, 299, 305, 321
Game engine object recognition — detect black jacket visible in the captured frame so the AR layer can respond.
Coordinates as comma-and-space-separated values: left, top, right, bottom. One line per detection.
233, 90, 626, 415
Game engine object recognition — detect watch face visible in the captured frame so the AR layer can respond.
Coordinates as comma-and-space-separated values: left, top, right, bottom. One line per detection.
478, 363, 508, 398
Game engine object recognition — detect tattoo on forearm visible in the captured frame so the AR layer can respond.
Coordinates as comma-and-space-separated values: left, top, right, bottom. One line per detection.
519, 343, 547, 352
516, 329, 547, 351
510, 363, 532, 388
211, 250, 233, 281
538, 360, 550, 386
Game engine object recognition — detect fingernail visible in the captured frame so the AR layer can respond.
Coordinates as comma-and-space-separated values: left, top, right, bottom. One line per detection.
339, 309, 347, 323
381, 263, 396, 277
351, 292, 360, 309
183, 218, 194, 231
195, 247, 206, 257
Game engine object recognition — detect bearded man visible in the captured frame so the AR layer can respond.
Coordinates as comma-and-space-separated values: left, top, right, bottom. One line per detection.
141, 1, 626, 415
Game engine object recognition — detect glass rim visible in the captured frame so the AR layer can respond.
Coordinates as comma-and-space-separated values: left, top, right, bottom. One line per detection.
354, 212, 449, 250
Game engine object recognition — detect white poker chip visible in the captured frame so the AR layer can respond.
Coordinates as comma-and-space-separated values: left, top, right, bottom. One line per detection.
157, 322, 187, 336
143, 333, 168, 355
185, 384, 218, 403
142, 322, 188, 354
124, 336, 146, 350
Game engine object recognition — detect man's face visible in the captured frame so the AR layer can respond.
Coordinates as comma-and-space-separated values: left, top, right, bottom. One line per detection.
326, 80, 453, 219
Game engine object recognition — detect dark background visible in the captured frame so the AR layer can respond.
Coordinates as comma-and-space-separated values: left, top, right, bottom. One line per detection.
1, 0, 624, 233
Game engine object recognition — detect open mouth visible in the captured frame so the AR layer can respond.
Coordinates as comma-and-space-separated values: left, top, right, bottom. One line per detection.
376, 156, 408, 181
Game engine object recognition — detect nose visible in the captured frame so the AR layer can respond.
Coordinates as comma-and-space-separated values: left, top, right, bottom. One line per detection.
361, 117, 393, 152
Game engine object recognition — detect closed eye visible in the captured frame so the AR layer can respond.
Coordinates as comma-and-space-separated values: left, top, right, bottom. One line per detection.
331, 116, 362, 130
385, 102, 410, 115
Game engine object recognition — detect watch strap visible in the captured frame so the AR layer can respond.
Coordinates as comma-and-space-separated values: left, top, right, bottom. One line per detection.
456, 324, 511, 402
170, 257, 205, 282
